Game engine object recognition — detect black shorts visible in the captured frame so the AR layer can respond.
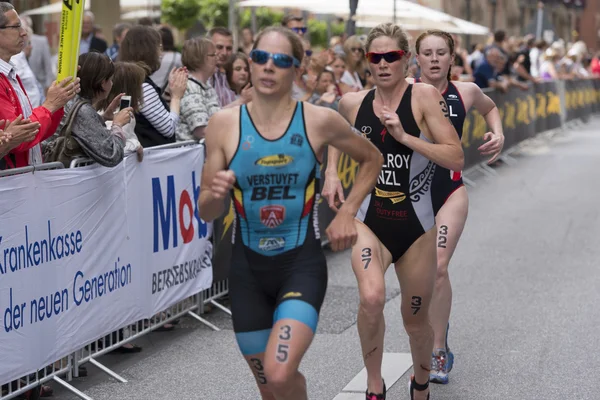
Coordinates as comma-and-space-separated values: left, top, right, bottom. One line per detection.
229, 236, 328, 356
432, 165, 464, 216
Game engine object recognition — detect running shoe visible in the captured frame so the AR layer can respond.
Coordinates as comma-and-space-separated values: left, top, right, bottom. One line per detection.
365, 380, 386, 400
429, 348, 450, 384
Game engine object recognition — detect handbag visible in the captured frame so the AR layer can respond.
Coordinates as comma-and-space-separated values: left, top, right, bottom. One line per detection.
44, 99, 88, 167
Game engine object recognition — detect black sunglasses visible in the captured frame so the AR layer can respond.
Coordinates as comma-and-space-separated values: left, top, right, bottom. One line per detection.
250, 49, 300, 69
366, 50, 406, 64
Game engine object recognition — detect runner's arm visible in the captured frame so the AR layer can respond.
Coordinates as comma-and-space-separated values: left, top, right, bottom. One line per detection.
198, 111, 231, 222
325, 93, 362, 179
402, 84, 464, 171
469, 83, 504, 137
319, 107, 383, 217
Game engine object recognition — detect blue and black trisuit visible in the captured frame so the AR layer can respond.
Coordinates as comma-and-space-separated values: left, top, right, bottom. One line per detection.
227, 101, 327, 355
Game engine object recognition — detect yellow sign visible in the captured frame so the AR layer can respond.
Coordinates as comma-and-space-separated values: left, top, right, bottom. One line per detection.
337, 153, 358, 190
536, 93, 548, 118
516, 97, 530, 125
57, 0, 86, 82
255, 154, 293, 167
461, 117, 471, 148
546, 92, 561, 115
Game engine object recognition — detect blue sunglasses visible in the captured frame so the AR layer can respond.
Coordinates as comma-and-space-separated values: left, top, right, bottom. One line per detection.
250, 49, 301, 69
291, 27, 308, 34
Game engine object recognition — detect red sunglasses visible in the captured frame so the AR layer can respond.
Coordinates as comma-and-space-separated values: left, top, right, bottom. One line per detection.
365, 50, 406, 64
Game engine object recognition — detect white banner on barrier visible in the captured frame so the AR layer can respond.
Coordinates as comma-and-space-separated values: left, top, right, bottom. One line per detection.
131, 147, 213, 315
0, 146, 212, 384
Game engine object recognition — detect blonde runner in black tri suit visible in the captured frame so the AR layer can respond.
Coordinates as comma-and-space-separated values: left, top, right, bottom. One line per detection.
323, 23, 464, 400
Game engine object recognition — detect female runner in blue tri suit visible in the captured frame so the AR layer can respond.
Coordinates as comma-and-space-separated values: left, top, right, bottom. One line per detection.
198, 27, 383, 400
411, 29, 504, 384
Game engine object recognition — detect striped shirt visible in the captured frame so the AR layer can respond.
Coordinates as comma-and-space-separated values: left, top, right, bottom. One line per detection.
138, 82, 179, 138
0, 58, 42, 165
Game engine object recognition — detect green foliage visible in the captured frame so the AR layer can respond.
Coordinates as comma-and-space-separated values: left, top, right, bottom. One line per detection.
239, 7, 284, 31
197, 0, 230, 30
307, 19, 346, 48
161, 0, 202, 31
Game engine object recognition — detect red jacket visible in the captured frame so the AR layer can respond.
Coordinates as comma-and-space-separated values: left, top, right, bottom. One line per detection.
0, 73, 64, 168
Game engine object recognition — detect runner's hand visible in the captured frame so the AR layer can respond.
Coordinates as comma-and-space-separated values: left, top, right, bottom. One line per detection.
380, 106, 405, 143
478, 132, 504, 164
210, 170, 236, 200
322, 174, 345, 212
326, 210, 357, 252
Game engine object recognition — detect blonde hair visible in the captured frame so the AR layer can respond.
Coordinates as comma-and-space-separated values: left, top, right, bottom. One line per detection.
343, 35, 365, 73
365, 23, 409, 54
182, 37, 215, 72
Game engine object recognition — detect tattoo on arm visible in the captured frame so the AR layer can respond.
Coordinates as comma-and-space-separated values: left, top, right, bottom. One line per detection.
361, 247, 372, 269
411, 296, 422, 315
439, 100, 450, 119
438, 225, 448, 248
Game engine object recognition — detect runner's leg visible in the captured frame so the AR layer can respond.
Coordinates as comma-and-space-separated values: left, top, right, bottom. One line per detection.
394, 228, 437, 400
352, 221, 393, 395
430, 186, 468, 351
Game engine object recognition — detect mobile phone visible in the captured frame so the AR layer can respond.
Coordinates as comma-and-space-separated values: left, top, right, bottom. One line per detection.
119, 95, 131, 110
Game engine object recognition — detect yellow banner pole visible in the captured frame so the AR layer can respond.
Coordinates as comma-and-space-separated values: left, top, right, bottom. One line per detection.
56, 0, 86, 82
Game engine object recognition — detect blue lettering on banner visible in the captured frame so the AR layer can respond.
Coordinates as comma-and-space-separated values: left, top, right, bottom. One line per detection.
73, 258, 132, 306
152, 171, 208, 253
0, 221, 83, 276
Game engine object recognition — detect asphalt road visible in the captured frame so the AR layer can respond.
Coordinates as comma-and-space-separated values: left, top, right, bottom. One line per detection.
49, 118, 600, 400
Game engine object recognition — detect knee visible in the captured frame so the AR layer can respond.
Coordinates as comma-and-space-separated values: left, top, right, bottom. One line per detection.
264, 365, 299, 397
359, 287, 385, 315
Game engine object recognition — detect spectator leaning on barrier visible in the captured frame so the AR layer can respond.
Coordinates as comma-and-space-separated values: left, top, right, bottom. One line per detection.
514, 36, 538, 83
119, 25, 188, 148
106, 22, 131, 61
0, 2, 79, 170
99, 61, 145, 162
176, 37, 221, 142
473, 47, 508, 91
46, 52, 132, 168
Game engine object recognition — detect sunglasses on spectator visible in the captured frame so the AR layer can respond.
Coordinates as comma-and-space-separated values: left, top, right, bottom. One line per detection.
366, 50, 406, 64
305, 50, 313, 57
351, 47, 363, 53
250, 49, 300, 69
291, 27, 308, 34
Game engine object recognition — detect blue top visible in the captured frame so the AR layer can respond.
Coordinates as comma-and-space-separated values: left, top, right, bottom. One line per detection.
228, 102, 321, 256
